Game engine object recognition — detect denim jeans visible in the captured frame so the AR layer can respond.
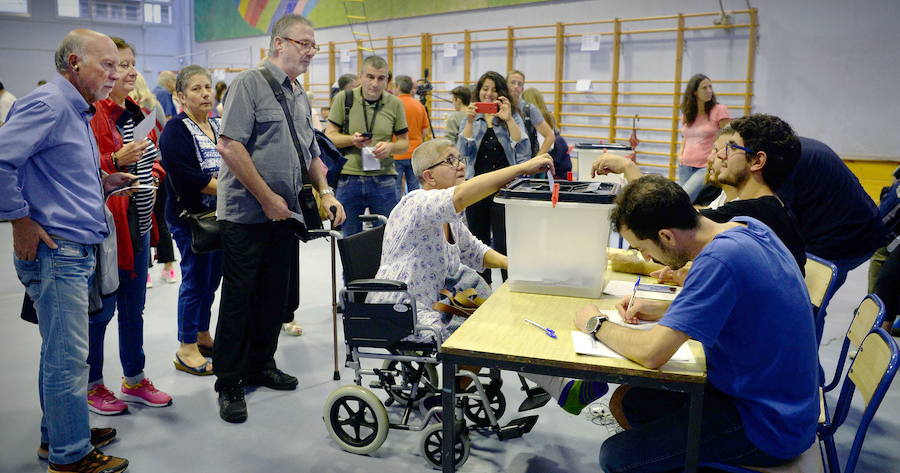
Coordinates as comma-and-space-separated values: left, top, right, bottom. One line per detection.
336, 174, 399, 237
599, 386, 791, 473
171, 221, 222, 344
394, 159, 420, 196
87, 232, 150, 382
677, 164, 707, 204
15, 240, 96, 464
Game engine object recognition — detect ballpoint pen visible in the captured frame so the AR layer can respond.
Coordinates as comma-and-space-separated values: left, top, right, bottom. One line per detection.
624, 276, 641, 315
524, 319, 557, 339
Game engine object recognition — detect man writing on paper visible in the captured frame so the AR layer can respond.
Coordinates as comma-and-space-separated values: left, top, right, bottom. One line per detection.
574, 175, 818, 472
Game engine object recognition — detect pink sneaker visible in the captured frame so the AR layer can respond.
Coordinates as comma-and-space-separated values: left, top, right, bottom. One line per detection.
87, 385, 128, 416
120, 378, 173, 408
162, 268, 179, 284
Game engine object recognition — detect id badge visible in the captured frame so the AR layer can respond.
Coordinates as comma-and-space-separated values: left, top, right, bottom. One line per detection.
362, 146, 380, 171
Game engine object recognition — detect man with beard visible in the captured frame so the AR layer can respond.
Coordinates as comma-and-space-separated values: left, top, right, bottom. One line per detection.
594, 113, 806, 273
574, 174, 819, 472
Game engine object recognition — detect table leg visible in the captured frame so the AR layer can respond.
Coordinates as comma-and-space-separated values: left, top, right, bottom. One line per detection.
442, 360, 457, 473
685, 386, 704, 473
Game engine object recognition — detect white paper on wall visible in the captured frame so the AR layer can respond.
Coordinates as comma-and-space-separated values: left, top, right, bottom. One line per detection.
581, 34, 601, 51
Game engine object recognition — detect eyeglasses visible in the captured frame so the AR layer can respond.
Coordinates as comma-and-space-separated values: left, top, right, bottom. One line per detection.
426, 155, 461, 171
282, 37, 320, 53
713, 141, 754, 159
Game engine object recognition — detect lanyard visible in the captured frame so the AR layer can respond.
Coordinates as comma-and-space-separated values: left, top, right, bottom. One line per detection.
360, 94, 383, 134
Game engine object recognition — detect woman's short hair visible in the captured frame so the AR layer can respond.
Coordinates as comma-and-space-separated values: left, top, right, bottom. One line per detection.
412, 138, 455, 181
175, 65, 211, 93
451, 86, 471, 106
110, 36, 135, 55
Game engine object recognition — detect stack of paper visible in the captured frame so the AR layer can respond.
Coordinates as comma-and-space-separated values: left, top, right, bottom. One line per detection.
571, 330, 695, 363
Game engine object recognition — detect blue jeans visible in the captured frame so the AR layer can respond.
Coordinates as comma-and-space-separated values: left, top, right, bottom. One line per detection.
15, 240, 96, 464
171, 221, 222, 343
336, 174, 399, 237
394, 159, 419, 196
87, 232, 150, 383
599, 386, 791, 473
677, 164, 707, 204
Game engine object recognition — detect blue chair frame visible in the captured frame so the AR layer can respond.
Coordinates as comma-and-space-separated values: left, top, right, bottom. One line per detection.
822, 295, 886, 393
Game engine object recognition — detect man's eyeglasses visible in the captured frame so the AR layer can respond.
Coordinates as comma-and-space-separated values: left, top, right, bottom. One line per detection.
713, 141, 754, 158
282, 37, 320, 53
426, 155, 461, 171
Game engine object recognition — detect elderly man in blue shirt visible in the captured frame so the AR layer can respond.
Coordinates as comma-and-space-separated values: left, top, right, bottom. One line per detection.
0, 29, 136, 473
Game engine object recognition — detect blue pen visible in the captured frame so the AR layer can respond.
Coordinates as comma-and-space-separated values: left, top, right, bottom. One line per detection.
624, 276, 641, 314
524, 319, 557, 339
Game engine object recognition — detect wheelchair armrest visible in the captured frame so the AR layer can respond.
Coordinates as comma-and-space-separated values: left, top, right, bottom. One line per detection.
359, 214, 389, 225
306, 229, 342, 239
346, 278, 408, 292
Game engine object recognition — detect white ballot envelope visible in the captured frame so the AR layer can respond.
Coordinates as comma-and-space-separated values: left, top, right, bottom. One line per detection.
131, 109, 156, 142
362, 146, 380, 171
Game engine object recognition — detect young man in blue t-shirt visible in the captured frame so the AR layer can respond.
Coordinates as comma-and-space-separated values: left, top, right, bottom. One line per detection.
574, 175, 819, 472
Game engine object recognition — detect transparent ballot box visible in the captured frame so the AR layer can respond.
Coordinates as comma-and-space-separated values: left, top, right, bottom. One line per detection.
495, 179, 620, 298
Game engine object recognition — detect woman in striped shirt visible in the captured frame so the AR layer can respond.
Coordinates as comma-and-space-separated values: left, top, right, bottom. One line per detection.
87, 37, 172, 415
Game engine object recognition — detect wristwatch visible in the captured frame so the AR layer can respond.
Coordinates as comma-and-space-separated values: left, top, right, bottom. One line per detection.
584, 314, 608, 340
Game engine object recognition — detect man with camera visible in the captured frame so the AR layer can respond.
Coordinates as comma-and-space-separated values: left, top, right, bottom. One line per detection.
326, 55, 409, 236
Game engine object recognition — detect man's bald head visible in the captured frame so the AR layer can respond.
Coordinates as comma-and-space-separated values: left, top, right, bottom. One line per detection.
56, 29, 120, 103
55, 29, 114, 74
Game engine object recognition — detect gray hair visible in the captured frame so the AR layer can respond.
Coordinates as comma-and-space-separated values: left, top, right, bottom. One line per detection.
337, 73, 357, 90
396, 75, 414, 94
55, 34, 87, 73
175, 65, 211, 93
412, 138, 455, 181
362, 55, 388, 72
269, 14, 313, 56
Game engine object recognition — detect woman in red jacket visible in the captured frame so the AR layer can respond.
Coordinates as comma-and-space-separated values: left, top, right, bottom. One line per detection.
86, 37, 172, 415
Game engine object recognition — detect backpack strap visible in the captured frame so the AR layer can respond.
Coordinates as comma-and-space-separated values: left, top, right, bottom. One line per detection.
342, 88, 354, 133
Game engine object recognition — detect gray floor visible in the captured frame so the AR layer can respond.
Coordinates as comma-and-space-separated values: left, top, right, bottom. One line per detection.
0, 220, 897, 473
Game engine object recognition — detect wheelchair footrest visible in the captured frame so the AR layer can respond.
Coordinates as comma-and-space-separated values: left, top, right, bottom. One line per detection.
518, 387, 551, 412
497, 415, 539, 440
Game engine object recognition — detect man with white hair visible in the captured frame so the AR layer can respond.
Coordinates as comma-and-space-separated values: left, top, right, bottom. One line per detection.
153, 70, 176, 120
0, 29, 133, 472
214, 13, 345, 423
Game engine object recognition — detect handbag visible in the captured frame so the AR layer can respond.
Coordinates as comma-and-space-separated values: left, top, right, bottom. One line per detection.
258, 66, 325, 242
181, 209, 221, 254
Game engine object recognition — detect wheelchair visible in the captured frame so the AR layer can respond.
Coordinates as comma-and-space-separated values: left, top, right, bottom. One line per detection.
320, 216, 539, 469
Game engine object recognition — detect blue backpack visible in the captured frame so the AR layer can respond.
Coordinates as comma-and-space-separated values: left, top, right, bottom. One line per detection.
314, 129, 347, 189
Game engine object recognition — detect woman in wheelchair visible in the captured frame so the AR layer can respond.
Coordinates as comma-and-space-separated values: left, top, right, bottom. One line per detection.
369, 138, 608, 415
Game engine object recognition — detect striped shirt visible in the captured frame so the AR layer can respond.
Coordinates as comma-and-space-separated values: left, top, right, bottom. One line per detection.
121, 117, 159, 235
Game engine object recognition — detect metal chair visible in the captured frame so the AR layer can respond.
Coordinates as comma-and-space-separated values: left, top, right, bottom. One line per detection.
804, 253, 840, 346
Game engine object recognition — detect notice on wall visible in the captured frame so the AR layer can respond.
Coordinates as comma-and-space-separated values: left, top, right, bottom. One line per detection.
581, 34, 601, 51
340, 49, 352, 63
443, 43, 459, 58
575, 79, 592, 92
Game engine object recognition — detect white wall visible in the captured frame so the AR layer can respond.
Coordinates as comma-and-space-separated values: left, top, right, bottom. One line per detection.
0, 1, 190, 97
189, 0, 900, 159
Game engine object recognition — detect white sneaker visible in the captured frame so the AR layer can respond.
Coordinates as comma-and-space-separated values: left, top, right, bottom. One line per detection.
162, 268, 179, 284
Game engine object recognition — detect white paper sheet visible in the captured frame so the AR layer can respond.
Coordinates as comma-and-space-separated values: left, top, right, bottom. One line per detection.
603, 279, 638, 297
571, 331, 695, 363
581, 34, 600, 51
361, 146, 380, 171
575, 79, 592, 92
340, 49, 352, 63
443, 43, 458, 57
599, 309, 656, 331
131, 108, 156, 142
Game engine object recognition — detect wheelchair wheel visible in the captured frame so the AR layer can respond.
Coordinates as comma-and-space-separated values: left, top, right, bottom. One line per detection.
381, 359, 439, 406
463, 386, 506, 427
323, 385, 390, 455
420, 423, 470, 470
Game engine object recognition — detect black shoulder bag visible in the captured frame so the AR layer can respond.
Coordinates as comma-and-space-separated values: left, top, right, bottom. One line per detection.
258, 67, 323, 241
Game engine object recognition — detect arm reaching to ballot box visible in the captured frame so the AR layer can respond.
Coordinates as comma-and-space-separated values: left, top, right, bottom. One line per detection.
591, 153, 643, 181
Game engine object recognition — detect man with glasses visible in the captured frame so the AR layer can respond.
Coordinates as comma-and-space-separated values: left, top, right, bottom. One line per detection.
0, 29, 133, 472
594, 114, 806, 274
214, 13, 345, 423
326, 55, 409, 236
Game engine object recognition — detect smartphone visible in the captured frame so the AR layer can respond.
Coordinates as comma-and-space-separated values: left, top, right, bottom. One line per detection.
361, 132, 373, 139
474, 102, 499, 114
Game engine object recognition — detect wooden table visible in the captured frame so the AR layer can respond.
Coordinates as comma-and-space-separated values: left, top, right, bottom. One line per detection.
438, 273, 707, 472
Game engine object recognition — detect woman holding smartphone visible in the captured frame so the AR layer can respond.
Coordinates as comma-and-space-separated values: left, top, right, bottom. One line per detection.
457, 71, 531, 284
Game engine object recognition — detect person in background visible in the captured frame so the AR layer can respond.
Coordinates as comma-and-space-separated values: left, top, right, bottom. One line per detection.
213, 80, 227, 117
331, 72, 358, 101
214, 13, 345, 423
153, 70, 176, 120
444, 85, 470, 145
0, 28, 131, 472
393, 75, 431, 196
507, 70, 554, 156
159, 65, 222, 376
326, 55, 409, 237
458, 71, 530, 284
522, 87, 571, 180
88, 36, 173, 416
319, 105, 330, 128
130, 72, 178, 286
678, 73, 731, 202
0, 80, 16, 125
